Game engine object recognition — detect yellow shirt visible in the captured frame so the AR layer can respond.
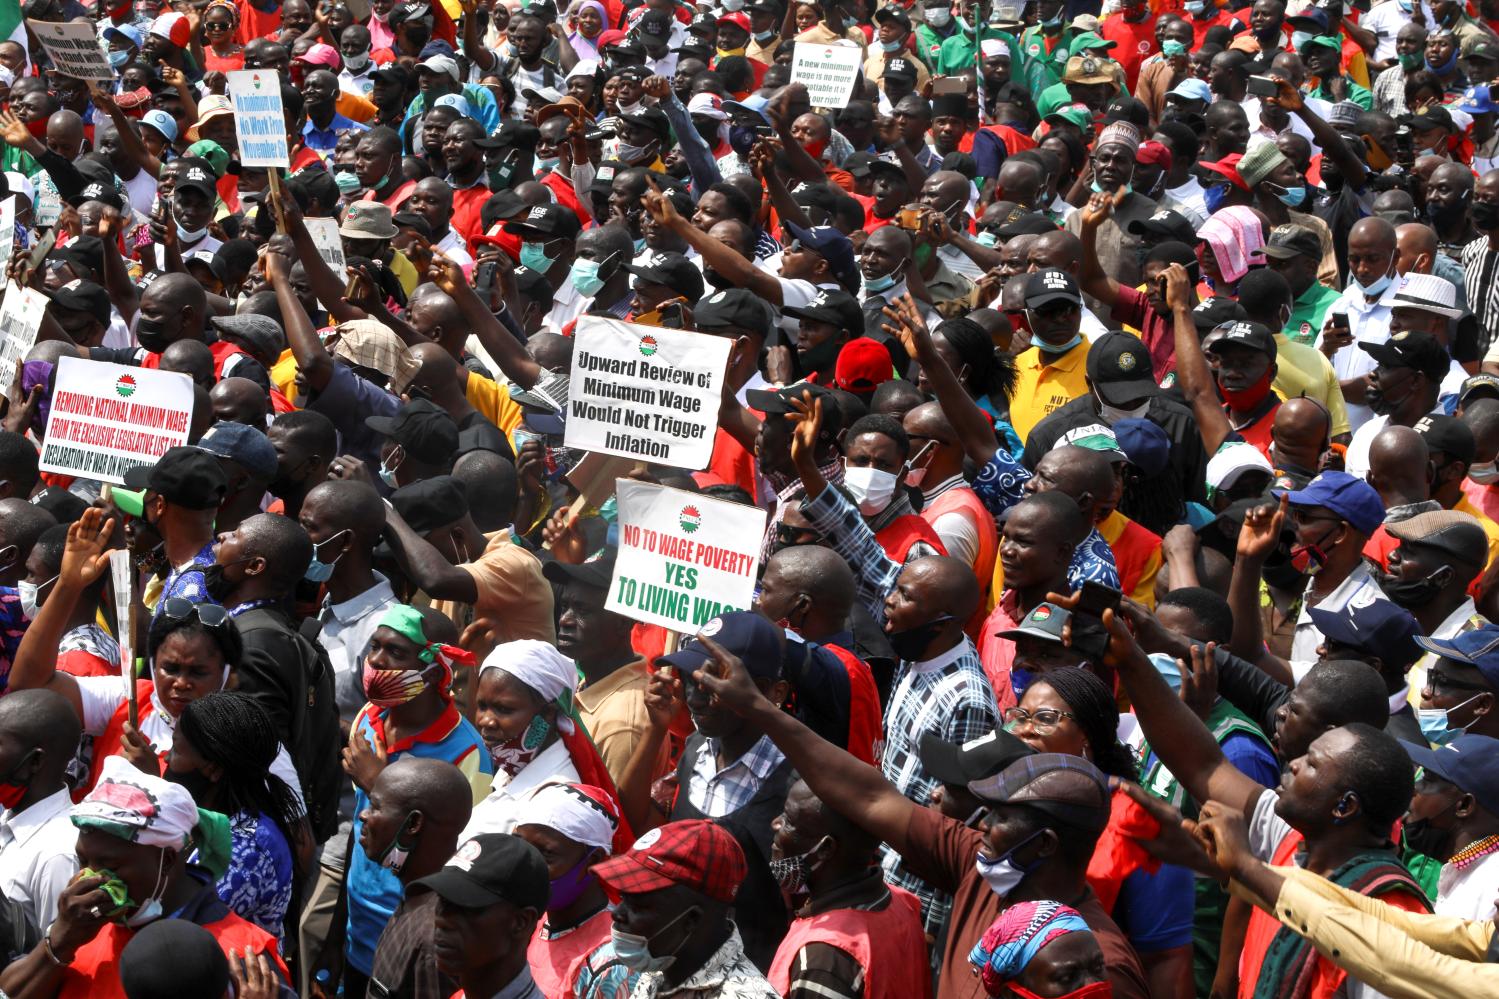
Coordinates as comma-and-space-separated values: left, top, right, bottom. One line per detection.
271, 348, 300, 406
464, 372, 525, 441
1455, 494, 1499, 575
1009, 340, 1093, 441
1272, 334, 1351, 439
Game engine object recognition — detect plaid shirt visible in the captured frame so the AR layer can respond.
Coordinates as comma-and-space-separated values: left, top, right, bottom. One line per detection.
802, 485, 904, 624
761, 457, 845, 565
686, 734, 787, 817
972, 447, 1121, 591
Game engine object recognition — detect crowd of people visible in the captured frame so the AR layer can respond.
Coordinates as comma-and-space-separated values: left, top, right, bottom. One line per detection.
8, 0, 1499, 994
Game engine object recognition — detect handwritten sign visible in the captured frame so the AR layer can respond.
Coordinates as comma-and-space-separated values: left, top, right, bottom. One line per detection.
607, 480, 767, 631
790, 41, 863, 109
0, 197, 15, 291
28, 19, 114, 82
39, 356, 194, 484
304, 216, 346, 271
227, 70, 290, 168
0, 284, 44, 392
565, 316, 732, 470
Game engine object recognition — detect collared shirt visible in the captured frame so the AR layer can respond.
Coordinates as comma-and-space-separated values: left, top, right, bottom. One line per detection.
0, 788, 78, 932
318, 573, 398, 720
1465, 235, 1499, 358
1284, 281, 1344, 346
577, 925, 779, 999
462, 738, 579, 842
302, 112, 367, 153
1372, 62, 1412, 114
1010, 340, 1093, 441
687, 734, 786, 817
1409, 596, 1487, 701
453, 966, 543, 999
1317, 278, 1402, 430
1437, 846, 1499, 921
1291, 560, 1383, 665
575, 658, 658, 782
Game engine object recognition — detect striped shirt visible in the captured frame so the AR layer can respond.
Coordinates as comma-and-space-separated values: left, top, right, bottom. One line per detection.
686, 734, 787, 817
1463, 235, 1499, 356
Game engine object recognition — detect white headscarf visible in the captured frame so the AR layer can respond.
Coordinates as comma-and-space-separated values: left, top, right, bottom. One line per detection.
525, 782, 619, 852
480, 640, 578, 705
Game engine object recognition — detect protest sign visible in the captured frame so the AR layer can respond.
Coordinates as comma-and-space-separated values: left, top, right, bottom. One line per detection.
0, 197, 16, 290
0, 285, 46, 393
33, 174, 60, 229
39, 357, 194, 485
28, 19, 113, 82
790, 41, 863, 109
606, 479, 767, 631
566, 317, 732, 470
304, 217, 347, 271
227, 70, 290, 168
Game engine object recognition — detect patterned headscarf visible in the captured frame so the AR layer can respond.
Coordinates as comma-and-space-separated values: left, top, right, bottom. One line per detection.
1198, 205, 1268, 285
376, 605, 475, 686
969, 900, 1093, 996
204, 0, 239, 26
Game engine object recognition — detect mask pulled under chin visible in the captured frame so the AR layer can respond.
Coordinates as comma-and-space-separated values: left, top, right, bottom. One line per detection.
1218, 368, 1274, 411
1469, 461, 1499, 485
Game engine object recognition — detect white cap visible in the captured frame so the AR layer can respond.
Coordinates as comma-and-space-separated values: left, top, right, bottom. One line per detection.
1206, 442, 1274, 491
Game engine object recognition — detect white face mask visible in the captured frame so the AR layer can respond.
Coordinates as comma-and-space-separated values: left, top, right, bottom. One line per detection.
926, 6, 952, 25
344, 51, 371, 72
974, 828, 1041, 899
17, 574, 53, 621
1097, 395, 1150, 424
843, 463, 900, 516
1471, 461, 1499, 485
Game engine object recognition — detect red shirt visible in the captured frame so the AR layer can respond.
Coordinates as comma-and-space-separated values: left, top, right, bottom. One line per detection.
368, 179, 416, 211
450, 184, 492, 245
1187, 7, 1242, 47
1099, 13, 1159, 91
235, 0, 280, 43
540, 169, 587, 224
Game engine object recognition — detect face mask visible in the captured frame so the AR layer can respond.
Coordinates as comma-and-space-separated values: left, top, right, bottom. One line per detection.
1474, 201, 1499, 232
175, 223, 208, 244
1035, 331, 1083, 355
305, 530, 350, 583
109, 48, 131, 68
1379, 565, 1452, 607
363, 661, 435, 707
1367, 372, 1415, 417
570, 255, 613, 298
1162, 39, 1188, 57
864, 267, 899, 293
519, 241, 557, 272
926, 7, 951, 25
344, 51, 371, 72
134, 315, 170, 353
974, 829, 1043, 898
754, 28, 776, 40
633, 236, 648, 255
1008, 984, 1114, 999
1204, 183, 1232, 215
769, 835, 830, 896
617, 139, 658, 164
0, 749, 37, 811
375, 810, 418, 873
202, 557, 253, 603
1399, 50, 1423, 70
18, 574, 54, 621
548, 850, 599, 909
1415, 693, 1483, 748
1040, 10, 1064, 27
799, 334, 844, 372
1352, 253, 1396, 299
722, 0, 745, 9
1428, 50, 1459, 75
881, 38, 903, 52
1427, 193, 1470, 230
124, 850, 170, 928
1098, 397, 1150, 423
1470, 460, 1499, 485
610, 905, 698, 973
975, 231, 998, 248
378, 451, 402, 488
1266, 182, 1307, 208
1291, 29, 1313, 50
535, 154, 560, 174
843, 463, 900, 515
887, 615, 955, 661
1403, 812, 1458, 859
1184, 0, 1206, 12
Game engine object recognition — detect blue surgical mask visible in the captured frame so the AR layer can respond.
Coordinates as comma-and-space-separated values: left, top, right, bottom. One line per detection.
534, 154, 560, 174
864, 267, 899, 293
1204, 183, 1232, 215
569, 251, 617, 298
519, 241, 556, 272
1090, 181, 1134, 195
1035, 330, 1083, 354
1184, 0, 1207, 11
881, 38, 903, 52
1041, 10, 1064, 27
109, 48, 131, 68
633, 237, 647, 254
976, 230, 999, 247
1351, 251, 1396, 299
1418, 693, 1484, 745
1291, 29, 1313, 50
304, 529, 350, 583
610, 905, 698, 972
1267, 182, 1307, 208
378, 449, 403, 489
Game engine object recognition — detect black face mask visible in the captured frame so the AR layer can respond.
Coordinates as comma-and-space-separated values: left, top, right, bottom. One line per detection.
1427, 195, 1469, 231
1404, 811, 1457, 861
135, 315, 171, 353
165, 765, 217, 805
1474, 199, 1499, 231
1262, 545, 1309, 591
799, 335, 843, 374
1378, 565, 1452, 608
887, 615, 954, 661
202, 562, 235, 603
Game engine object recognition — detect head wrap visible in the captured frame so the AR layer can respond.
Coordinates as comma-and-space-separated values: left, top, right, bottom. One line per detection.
376, 604, 475, 675
71, 756, 232, 876
1197, 205, 1267, 284
969, 900, 1093, 995
203, 0, 239, 25
526, 782, 620, 852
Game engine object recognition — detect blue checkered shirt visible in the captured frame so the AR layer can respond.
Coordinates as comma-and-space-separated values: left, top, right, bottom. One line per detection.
686, 733, 787, 817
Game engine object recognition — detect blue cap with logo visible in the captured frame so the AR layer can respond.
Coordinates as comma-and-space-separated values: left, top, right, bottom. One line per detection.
1400, 733, 1499, 819
781, 221, 859, 292
1308, 595, 1424, 669
1460, 84, 1498, 115
659, 611, 783, 682
1273, 471, 1385, 536
1414, 623, 1499, 691
140, 109, 178, 144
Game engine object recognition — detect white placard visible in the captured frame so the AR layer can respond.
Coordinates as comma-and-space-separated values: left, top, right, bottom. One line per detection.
606, 479, 767, 631
565, 316, 732, 471
0, 197, 16, 291
304, 216, 347, 272
28, 19, 114, 82
108, 548, 134, 697
38, 356, 194, 484
227, 70, 290, 168
0, 285, 46, 393
33, 174, 60, 229
790, 41, 863, 110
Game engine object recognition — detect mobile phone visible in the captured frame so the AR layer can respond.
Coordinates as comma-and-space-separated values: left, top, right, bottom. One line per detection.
1246, 75, 1279, 98
658, 300, 686, 329
1324, 312, 1350, 336
344, 269, 368, 300
1077, 581, 1122, 620
474, 260, 497, 296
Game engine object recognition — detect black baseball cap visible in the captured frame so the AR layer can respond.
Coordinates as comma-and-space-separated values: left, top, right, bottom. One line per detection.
782, 221, 859, 292
411, 833, 550, 911
480, 189, 528, 232
475, 120, 540, 150
455, 421, 515, 461
997, 212, 1058, 238
625, 251, 705, 303
1202, 320, 1278, 360
1126, 209, 1195, 243
618, 107, 672, 141
1023, 268, 1082, 309
693, 289, 775, 339
1190, 296, 1248, 332
782, 288, 864, 339
47, 279, 111, 326
1086, 331, 1158, 405
390, 474, 469, 533
503, 203, 582, 241
1414, 413, 1477, 465
1402, 105, 1455, 132
543, 546, 617, 589
883, 57, 918, 83
919, 729, 1034, 786
371, 64, 414, 89
67, 181, 125, 211
1259, 224, 1323, 262
122, 446, 229, 511
173, 158, 218, 199
874, 5, 911, 28
365, 397, 460, 466
745, 380, 833, 414
1360, 330, 1450, 383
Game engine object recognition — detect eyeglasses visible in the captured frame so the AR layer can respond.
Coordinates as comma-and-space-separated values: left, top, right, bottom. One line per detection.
1424, 667, 1491, 695
203, 20, 231, 30
774, 523, 822, 546
158, 597, 231, 629
1003, 705, 1076, 732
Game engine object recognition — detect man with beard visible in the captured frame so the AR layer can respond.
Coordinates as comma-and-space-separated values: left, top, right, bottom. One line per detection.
1343, 331, 1449, 478
302, 68, 367, 154
1064, 122, 1158, 305
1428, 161, 1479, 264
440, 118, 491, 246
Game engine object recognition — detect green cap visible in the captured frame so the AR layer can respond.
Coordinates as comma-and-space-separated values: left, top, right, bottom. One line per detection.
1044, 103, 1093, 130
184, 139, 229, 178
1298, 34, 1341, 53
109, 488, 146, 518
1069, 30, 1117, 55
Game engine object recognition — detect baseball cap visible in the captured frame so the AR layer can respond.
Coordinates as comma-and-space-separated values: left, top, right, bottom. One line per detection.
1460, 373, 1499, 407
339, 200, 400, 240
1360, 330, 1451, 382
919, 729, 1034, 787
140, 109, 178, 144
618, 107, 672, 141
1286, 5, 1331, 31
834, 338, 894, 393
1401, 734, 1499, 819
1414, 623, 1499, 692
998, 212, 1058, 238
122, 446, 229, 510
1403, 105, 1455, 132
1309, 597, 1423, 667
1190, 296, 1248, 332
433, 93, 478, 120
873, 5, 911, 28
1166, 78, 1212, 103
102, 22, 143, 47
365, 397, 460, 466
47, 279, 111, 326
1206, 441, 1274, 492
1389, 273, 1464, 319
1070, 30, 1117, 55
195, 421, 278, 480
625, 251, 705, 303
1199, 153, 1249, 191
883, 57, 918, 83
694, 289, 775, 339
370, 64, 414, 89
658, 611, 783, 681
1085, 331, 1156, 405
1112, 418, 1171, 477
150, 10, 193, 46
1202, 321, 1278, 361
1126, 209, 1195, 242
1260, 224, 1323, 262
996, 600, 1070, 643
296, 41, 341, 70
416, 54, 460, 82
782, 288, 864, 339
637, 8, 672, 35
389, 475, 469, 533
503, 203, 583, 241
745, 381, 832, 415
411, 833, 550, 910
1024, 269, 1082, 309
1388, 507, 1487, 563
542, 546, 617, 589
592, 820, 747, 903
1273, 471, 1385, 536
782, 221, 859, 291
1044, 104, 1093, 131
173, 158, 218, 199
967, 753, 1112, 831
1460, 84, 1499, 115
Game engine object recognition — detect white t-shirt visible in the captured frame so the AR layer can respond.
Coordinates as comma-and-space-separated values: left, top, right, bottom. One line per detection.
1361, 0, 1434, 63
119, 169, 157, 220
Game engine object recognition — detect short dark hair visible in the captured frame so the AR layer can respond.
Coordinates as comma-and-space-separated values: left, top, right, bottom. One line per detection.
847, 413, 910, 459
1157, 587, 1234, 645
1300, 660, 1390, 730
705, 181, 755, 224
1339, 722, 1416, 832
0, 430, 40, 495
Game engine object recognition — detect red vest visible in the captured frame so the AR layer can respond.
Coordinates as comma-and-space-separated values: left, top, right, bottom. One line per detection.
875, 513, 948, 565
768, 886, 932, 999
84, 680, 164, 800
821, 642, 885, 766
140, 340, 254, 383
959, 123, 1038, 158
922, 487, 998, 631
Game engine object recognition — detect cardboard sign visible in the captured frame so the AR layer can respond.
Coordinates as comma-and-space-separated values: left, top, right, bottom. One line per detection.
0, 197, 16, 290
28, 19, 114, 82
39, 356, 194, 484
606, 479, 767, 631
0, 285, 46, 393
304, 216, 346, 271
565, 316, 732, 471
33, 174, 60, 229
227, 70, 290, 168
790, 41, 863, 109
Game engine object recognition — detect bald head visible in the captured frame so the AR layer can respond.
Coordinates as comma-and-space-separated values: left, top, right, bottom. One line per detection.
527, 332, 574, 374
46, 109, 84, 159
304, 478, 386, 544
372, 756, 475, 831
1367, 425, 1431, 505
141, 273, 208, 343
901, 401, 956, 445
451, 449, 519, 533
1029, 230, 1083, 273
1349, 216, 1397, 253
0, 498, 54, 557
0, 688, 81, 774
764, 545, 855, 624
902, 555, 981, 623
403, 341, 462, 394
209, 377, 271, 428
159, 338, 215, 389
1031, 445, 1117, 517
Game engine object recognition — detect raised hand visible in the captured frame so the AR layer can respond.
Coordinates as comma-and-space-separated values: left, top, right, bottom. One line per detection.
1236, 493, 1286, 562
1112, 779, 1218, 877
119, 721, 159, 774
0, 110, 31, 149
641, 178, 679, 227
1267, 74, 1304, 113
643, 666, 683, 730
1161, 261, 1193, 311
642, 74, 672, 100
1195, 800, 1255, 881
1178, 641, 1218, 722
60, 507, 117, 590
1078, 189, 1115, 230
881, 293, 932, 360
785, 390, 823, 468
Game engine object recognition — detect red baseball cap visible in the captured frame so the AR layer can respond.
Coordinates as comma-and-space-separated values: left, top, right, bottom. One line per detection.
1199, 153, 1248, 191
719, 10, 751, 31
592, 820, 747, 903
835, 337, 893, 393
1137, 139, 1172, 171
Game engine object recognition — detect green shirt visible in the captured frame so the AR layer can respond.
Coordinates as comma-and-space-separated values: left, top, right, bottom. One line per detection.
1016, 25, 1077, 93
915, 22, 957, 69
936, 25, 1020, 77
1, 145, 38, 179
1284, 281, 1342, 344
1308, 78, 1372, 110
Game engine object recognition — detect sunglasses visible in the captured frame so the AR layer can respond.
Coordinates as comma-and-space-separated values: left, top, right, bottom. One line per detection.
158, 597, 231, 628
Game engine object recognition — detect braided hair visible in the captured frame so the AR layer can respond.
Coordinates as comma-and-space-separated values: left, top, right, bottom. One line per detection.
1034, 667, 1138, 781
177, 692, 305, 874
934, 318, 1018, 406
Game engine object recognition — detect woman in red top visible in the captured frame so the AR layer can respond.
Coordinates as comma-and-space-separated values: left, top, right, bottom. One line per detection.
200, 0, 246, 73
